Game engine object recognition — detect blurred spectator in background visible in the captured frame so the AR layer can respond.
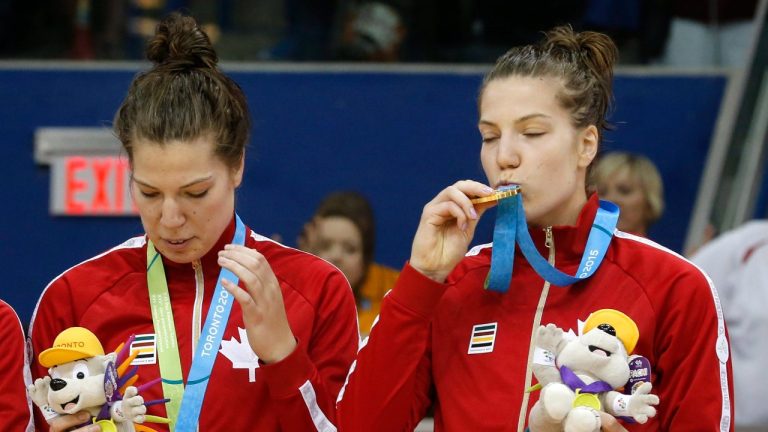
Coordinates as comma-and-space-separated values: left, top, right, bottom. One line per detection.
467, 0, 588, 62
691, 220, 768, 428
409, 0, 588, 63
659, 0, 759, 67
260, 0, 341, 61
300, 191, 399, 336
593, 151, 665, 238
580, 0, 675, 64
334, 2, 406, 62
2, 0, 759, 66
187, 0, 286, 61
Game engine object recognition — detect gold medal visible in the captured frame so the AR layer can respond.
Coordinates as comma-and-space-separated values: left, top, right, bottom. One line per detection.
572, 391, 602, 410
93, 418, 118, 432
471, 187, 520, 204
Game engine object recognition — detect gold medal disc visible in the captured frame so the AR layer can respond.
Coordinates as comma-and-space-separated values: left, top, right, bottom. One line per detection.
471, 187, 520, 205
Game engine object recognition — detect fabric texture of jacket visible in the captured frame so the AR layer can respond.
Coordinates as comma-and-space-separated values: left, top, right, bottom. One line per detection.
1, 300, 33, 431
29, 218, 359, 431
337, 195, 734, 431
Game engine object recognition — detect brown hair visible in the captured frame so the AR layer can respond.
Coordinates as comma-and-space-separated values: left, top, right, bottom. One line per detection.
480, 25, 618, 140
315, 191, 376, 272
113, 12, 250, 170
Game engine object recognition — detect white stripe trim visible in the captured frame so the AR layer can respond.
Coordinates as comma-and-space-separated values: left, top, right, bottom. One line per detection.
337, 327, 370, 405
299, 380, 337, 432
191, 261, 204, 358
613, 230, 732, 430
337, 287, 390, 405
250, 230, 364, 411
466, 242, 492, 256
28, 236, 146, 339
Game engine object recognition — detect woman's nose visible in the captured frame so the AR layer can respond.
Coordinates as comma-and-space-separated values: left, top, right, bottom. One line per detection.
160, 198, 185, 228
496, 136, 521, 168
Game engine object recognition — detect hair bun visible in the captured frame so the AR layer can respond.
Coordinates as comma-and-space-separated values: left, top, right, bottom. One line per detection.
146, 12, 218, 71
574, 31, 618, 77
543, 25, 617, 94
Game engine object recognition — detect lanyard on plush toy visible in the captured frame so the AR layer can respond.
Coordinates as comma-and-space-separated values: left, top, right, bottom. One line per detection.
486, 186, 619, 292
147, 214, 246, 431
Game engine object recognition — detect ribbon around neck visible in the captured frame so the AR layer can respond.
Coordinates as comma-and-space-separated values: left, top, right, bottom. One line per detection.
560, 365, 614, 394
486, 191, 619, 292
147, 214, 246, 431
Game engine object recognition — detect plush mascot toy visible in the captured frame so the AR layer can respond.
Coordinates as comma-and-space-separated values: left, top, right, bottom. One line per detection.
528, 309, 659, 432
28, 327, 169, 432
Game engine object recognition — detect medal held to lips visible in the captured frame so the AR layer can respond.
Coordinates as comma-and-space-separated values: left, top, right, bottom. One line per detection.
471, 186, 520, 205
481, 184, 619, 293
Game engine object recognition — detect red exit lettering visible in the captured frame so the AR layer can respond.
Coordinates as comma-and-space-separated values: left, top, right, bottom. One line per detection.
63, 156, 136, 215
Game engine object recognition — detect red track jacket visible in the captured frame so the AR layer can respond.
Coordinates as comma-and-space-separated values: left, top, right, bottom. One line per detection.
0, 300, 33, 431
30, 218, 358, 431
337, 195, 734, 431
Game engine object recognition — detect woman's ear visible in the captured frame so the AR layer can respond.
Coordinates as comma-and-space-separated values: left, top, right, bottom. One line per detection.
233, 155, 245, 188
578, 125, 599, 168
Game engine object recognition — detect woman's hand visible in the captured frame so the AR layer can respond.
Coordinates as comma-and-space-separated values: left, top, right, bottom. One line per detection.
409, 180, 495, 282
600, 412, 629, 432
219, 245, 297, 364
49, 412, 99, 432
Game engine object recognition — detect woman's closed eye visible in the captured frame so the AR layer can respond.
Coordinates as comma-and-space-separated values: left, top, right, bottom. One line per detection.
522, 130, 546, 138
187, 189, 209, 198
139, 190, 159, 198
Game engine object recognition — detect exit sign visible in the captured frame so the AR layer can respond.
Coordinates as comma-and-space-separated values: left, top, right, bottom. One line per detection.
50, 155, 137, 216
36, 127, 138, 217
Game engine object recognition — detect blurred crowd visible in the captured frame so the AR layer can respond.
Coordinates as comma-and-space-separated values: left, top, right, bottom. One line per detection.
0, 0, 759, 66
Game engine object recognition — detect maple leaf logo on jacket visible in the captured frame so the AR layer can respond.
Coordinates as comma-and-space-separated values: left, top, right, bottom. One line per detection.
219, 328, 260, 382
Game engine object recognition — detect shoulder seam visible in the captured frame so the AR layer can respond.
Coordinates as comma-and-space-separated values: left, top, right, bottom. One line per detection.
28, 236, 146, 338
248, 230, 352, 316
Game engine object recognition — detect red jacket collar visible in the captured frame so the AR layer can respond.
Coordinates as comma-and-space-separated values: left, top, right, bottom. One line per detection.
157, 215, 241, 272
520, 194, 600, 266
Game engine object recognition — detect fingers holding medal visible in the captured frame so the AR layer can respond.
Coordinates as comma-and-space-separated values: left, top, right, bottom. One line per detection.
430, 180, 496, 224
218, 245, 297, 364
410, 180, 499, 283
470, 185, 520, 206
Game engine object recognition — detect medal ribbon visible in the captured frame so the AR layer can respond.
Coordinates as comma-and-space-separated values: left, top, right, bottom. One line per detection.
560, 365, 614, 394
486, 191, 619, 292
147, 214, 246, 431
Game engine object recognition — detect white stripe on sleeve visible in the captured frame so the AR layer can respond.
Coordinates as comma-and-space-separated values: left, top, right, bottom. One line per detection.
299, 380, 337, 432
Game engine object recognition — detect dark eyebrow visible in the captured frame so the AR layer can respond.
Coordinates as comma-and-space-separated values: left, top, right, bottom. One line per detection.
478, 120, 495, 127
132, 175, 213, 189
516, 113, 551, 123
478, 113, 551, 127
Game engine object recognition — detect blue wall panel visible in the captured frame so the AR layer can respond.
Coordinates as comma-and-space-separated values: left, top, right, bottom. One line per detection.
0, 66, 725, 323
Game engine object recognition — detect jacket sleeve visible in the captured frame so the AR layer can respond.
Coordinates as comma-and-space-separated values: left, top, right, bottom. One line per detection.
28, 277, 78, 432
259, 269, 359, 431
336, 263, 446, 431
649, 266, 734, 432
0, 301, 34, 432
